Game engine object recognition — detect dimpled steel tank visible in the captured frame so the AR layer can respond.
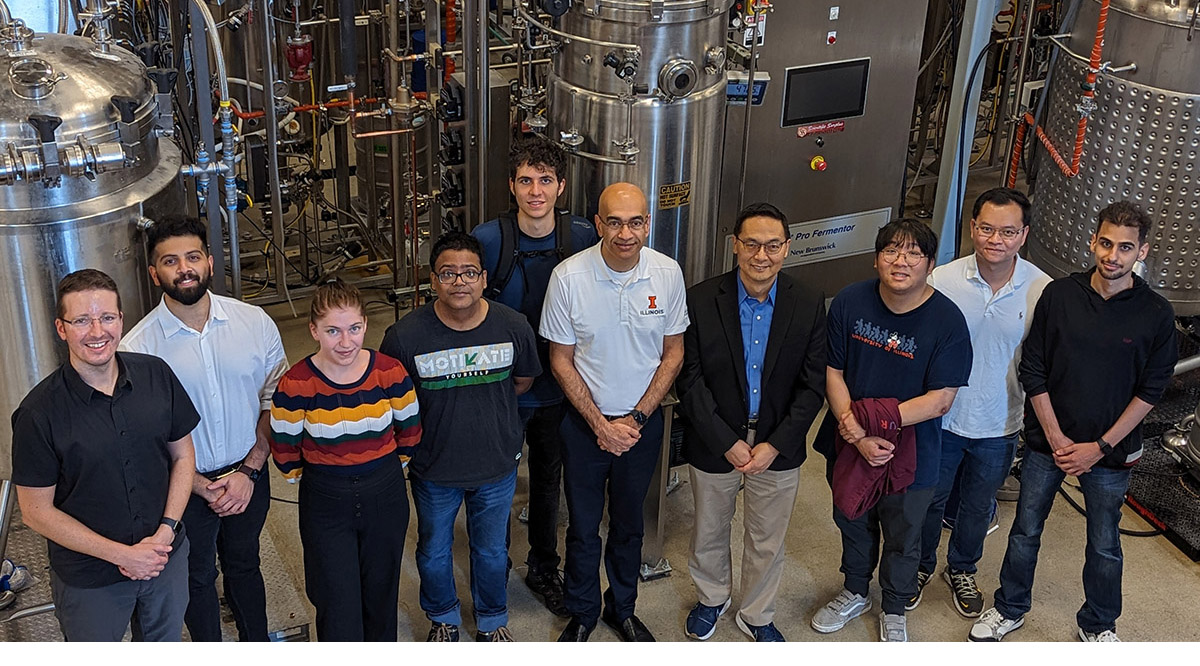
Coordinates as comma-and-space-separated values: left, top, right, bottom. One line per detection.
1029, 0, 1200, 314
0, 23, 183, 479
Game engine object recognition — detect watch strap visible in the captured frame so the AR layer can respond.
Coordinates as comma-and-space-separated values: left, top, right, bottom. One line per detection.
236, 464, 262, 482
160, 517, 182, 535
1096, 436, 1113, 455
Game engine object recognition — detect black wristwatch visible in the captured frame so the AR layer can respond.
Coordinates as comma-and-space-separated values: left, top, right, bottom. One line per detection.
236, 464, 263, 482
627, 410, 649, 427
160, 517, 183, 536
1096, 436, 1113, 456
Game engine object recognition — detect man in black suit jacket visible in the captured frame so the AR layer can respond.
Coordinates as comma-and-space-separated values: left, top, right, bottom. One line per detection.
676, 203, 827, 642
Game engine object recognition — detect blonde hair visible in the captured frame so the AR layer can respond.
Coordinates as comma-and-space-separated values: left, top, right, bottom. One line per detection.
309, 278, 365, 324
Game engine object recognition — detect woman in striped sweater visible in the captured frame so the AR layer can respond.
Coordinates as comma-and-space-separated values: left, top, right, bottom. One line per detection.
269, 279, 421, 641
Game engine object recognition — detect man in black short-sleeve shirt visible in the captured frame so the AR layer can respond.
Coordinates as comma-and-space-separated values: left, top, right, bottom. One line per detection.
11, 269, 199, 641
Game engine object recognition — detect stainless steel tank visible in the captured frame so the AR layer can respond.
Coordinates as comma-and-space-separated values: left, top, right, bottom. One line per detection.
1029, 0, 1200, 315
0, 21, 183, 479
546, 0, 733, 283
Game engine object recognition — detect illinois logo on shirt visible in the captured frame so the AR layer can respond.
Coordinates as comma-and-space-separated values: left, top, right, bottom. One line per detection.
640, 295, 665, 316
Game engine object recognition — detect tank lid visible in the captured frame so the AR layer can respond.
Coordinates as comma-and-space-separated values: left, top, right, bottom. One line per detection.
0, 28, 153, 147
1110, 0, 1197, 25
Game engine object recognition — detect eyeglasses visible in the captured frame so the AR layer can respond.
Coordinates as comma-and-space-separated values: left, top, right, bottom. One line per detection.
600, 218, 648, 231
60, 313, 121, 329
879, 248, 927, 264
737, 237, 787, 256
434, 269, 482, 285
975, 223, 1024, 240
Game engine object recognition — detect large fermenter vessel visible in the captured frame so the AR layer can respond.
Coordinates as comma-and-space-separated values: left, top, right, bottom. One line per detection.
1029, 0, 1200, 315
0, 20, 183, 480
546, 0, 732, 284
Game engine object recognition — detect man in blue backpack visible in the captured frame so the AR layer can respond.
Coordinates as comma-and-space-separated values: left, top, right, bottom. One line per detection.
472, 138, 598, 616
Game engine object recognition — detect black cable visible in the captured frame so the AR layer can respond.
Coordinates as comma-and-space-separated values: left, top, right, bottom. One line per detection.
1055, 482, 1164, 538
270, 496, 299, 505
954, 39, 1001, 256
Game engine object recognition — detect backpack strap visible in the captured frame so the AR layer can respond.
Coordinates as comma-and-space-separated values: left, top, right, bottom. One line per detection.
554, 208, 575, 259
484, 210, 520, 301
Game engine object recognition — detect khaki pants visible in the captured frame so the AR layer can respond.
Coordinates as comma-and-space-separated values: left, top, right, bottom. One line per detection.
688, 465, 800, 626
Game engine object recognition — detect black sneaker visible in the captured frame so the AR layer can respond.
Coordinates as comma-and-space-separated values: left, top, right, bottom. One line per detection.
905, 569, 932, 611
525, 568, 569, 617
427, 621, 460, 642
943, 568, 984, 618
476, 626, 514, 642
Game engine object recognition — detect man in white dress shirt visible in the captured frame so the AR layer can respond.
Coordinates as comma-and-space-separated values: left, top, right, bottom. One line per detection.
122, 215, 288, 641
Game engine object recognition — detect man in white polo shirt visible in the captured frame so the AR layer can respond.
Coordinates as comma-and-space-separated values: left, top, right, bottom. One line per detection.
121, 215, 289, 641
912, 189, 1050, 618
540, 182, 689, 642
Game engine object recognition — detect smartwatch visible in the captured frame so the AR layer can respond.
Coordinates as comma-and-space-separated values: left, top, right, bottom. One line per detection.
627, 410, 649, 427
160, 517, 183, 536
236, 464, 263, 482
1096, 436, 1113, 456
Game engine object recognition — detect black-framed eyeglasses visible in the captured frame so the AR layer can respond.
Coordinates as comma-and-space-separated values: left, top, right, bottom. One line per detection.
434, 269, 482, 285
737, 237, 788, 256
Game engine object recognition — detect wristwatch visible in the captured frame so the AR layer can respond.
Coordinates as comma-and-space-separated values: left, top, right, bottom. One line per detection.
1096, 436, 1113, 456
160, 517, 183, 536
627, 410, 649, 427
236, 464, 263, 482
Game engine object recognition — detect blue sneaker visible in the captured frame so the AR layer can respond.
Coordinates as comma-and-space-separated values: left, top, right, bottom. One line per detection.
736, 614, 785, 642
685, 598, 731, 640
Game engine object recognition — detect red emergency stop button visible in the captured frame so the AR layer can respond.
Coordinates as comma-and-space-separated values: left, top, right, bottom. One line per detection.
810, 156, 828, 172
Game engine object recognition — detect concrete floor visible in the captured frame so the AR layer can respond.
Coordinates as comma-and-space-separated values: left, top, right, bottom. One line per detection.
260, 299, 1200, 643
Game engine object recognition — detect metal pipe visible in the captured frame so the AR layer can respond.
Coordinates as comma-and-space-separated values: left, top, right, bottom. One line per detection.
515, 4, 639, 53
0, 1, 11, 25
736, 3, 763, 213
0, 480, 14, 563
408, 129, 419, 313
389, 0, 404, 318
1000, 0, 1039, 184
1176, 353, 1200, 376
57, 0, 68, 32
259, 0, 285, 300
423, 0, 443, 238
463, 0, 487, 226
187, 0, 226, 295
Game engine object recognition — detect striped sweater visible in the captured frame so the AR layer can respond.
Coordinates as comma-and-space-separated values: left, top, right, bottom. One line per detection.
269, 350, 421, 481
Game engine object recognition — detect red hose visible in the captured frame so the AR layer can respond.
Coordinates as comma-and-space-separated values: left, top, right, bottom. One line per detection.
1005, 0, 1109, 187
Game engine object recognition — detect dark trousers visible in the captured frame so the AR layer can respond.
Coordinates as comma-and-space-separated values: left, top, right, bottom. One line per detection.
823, 445, 935, 617
560, 406, 663, 625
298, 457, 408, 641
52, 536, 190, 641
519, 402, 566, 573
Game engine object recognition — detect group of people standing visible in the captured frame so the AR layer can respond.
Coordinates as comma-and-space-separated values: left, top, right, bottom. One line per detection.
9, 135, 1177, 643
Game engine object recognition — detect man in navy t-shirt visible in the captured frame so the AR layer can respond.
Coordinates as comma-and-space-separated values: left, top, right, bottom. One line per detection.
471, 139, 597, 616
810, 219, 972, 642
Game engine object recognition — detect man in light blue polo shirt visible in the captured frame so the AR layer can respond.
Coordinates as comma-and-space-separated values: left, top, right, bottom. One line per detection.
540, 182, 689, 642
912, 188, 1050, 618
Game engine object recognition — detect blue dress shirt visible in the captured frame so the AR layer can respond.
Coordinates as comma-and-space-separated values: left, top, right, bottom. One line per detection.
738, 272, 777, 419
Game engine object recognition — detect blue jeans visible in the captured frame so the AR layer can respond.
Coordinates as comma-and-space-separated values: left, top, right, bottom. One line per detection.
993, 449, 1130, 633
411, 468, 517, 632
919, 430, 1017, 574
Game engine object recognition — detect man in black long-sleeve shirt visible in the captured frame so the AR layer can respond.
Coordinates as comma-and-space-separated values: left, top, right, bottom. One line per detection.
969, 201, 1177, 643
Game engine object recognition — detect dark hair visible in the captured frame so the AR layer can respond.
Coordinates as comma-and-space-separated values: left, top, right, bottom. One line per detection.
733, 202, 789, 238
972, 187, 1031, 227
146, 214, 209, 262
309, 278, 365, 324
430, 230, 484, 268
875, 218, 938, 259
57, 268, 121, 318
1097, 201, 1151, 244
509, 137, 567, 182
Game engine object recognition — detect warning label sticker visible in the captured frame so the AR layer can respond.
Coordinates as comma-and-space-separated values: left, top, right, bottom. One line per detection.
658, 182, 692, 210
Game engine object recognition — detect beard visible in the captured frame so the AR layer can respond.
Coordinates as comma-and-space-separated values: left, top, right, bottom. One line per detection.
162, 270, 212, 305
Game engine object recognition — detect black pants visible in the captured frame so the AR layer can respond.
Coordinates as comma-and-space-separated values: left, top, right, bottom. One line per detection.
182, 469, 272, 641
560, 406, 663, 625
298, 457, 408, 641
520, 402, 566, 573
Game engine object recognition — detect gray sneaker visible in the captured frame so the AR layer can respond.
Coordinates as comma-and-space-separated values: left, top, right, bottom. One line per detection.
811, 589, 871, 633
879, 612, 908, 642
968, 607, 1024, 642
1078, 627, 1120, 642
905, 569, 932, 611
943, 568, 984, 618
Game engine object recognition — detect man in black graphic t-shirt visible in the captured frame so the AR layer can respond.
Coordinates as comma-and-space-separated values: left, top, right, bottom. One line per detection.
811, 219, 972, 642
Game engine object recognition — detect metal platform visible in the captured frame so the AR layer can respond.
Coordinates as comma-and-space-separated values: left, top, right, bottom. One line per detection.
0, 504, 311, 641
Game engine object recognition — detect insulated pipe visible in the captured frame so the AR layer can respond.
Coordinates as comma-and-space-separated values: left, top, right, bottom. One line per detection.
58, 0, 68, 32
338, 0, 357, 88
999, 0, 1039, 185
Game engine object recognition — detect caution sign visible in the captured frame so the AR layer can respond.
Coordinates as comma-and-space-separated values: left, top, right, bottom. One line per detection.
658, 182, 692, 210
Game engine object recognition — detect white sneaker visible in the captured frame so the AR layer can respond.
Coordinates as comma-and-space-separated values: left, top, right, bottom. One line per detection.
879, 612, 908, 642
968, 607, 1024, 642
1078, 627, 1121, 642
811, 588, 871, 633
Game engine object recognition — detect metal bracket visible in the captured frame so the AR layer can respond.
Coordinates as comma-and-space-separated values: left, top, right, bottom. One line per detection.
649, 0, 663, 21
639, 557, 672, 581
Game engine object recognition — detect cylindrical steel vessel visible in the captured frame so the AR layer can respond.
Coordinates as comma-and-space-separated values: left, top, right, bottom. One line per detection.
0, 24, 183, 479
1029, 0, 1200, 314
546, 0, 732, 284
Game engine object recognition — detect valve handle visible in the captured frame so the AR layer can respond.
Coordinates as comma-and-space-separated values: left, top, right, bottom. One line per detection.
27, 114, 62, 143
